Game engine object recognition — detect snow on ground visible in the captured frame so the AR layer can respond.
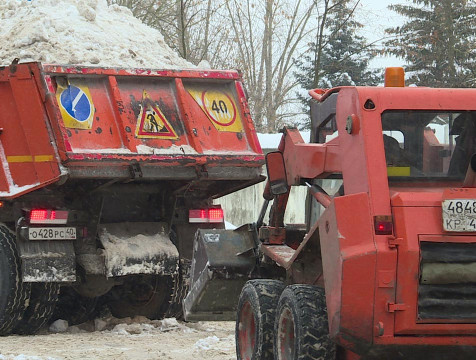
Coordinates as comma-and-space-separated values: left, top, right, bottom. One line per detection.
0, 0, 194, 69
0, 317, 235, 360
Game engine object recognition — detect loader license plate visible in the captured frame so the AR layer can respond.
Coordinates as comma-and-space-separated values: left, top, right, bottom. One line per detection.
442, 200, 476, 232
28, 227, 76, 240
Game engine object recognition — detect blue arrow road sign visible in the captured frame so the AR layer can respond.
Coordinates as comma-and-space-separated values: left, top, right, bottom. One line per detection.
60, 85, 92, 122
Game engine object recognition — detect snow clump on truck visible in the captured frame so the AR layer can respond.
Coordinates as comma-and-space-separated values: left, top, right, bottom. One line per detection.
0, 0, 194, 69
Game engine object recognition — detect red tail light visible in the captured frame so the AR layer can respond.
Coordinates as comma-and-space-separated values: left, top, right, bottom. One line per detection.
374, 215, 393, 235
29, 209, 68, 224
189, 207, 224, 224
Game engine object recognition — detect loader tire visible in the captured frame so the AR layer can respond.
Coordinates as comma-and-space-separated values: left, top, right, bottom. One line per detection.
0, 225, 30, 335
13, 283, 60, 334
108, 275, 173, 320
236, 279, 285, 360
274, 285, 335, 360
51, 287, 98, 325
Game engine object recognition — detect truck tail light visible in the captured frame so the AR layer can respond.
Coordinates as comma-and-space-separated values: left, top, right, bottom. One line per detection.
374, 215, 393, 235
29, 209, 68, 224
189, 207, 224, 224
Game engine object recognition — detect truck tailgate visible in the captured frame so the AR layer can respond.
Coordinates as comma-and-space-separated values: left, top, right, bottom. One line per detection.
0, 63, 264, 198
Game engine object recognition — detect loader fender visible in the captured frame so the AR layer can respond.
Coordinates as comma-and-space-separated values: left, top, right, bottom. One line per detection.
98, 222, 178, 278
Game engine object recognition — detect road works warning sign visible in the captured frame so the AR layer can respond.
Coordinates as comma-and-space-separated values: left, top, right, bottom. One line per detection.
56, 81, 94, 129
187, 85, 243, 133
135, 90, 178, 139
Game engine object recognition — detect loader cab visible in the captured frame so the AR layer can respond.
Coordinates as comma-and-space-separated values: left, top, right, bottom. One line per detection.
382, 110, 476, 184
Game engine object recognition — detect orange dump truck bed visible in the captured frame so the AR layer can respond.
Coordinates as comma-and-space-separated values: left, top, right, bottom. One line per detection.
0, 62, 264, 199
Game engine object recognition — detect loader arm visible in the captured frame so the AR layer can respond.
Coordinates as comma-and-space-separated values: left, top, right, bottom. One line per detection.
266, 128, 341, 229
280, 127, 341, 186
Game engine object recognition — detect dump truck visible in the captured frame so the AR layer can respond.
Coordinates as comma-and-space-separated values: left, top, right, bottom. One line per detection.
184, 68, 476, 359
0, 61, 264, 335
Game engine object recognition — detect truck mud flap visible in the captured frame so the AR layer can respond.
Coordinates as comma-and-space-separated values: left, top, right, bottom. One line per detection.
99, 222, 179, 278
19, 240, 76, 282
183, 226, 257, 321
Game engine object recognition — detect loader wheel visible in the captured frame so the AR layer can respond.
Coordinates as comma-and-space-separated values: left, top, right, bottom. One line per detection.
274, 285, 335, 360
108, 275, 173, 320
0, 225, 30, 335
236, 280, 285, 360
13, 283, 60, 334
51, 287, 98, 325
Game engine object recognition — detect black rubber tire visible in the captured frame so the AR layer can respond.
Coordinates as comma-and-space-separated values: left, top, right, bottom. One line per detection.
236, 279, 285, 360
13, 283, 60, 334
51, 287, 98, 325
108, 275, 173, 320
165, 258, 190, 320
0, 225, 30, 335
274, 285, 336, 360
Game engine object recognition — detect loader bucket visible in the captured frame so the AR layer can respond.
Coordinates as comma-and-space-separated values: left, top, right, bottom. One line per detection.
183, 226, 257, 321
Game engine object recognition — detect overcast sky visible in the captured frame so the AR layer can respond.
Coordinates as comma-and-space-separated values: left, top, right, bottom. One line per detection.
355, 0, 407, 68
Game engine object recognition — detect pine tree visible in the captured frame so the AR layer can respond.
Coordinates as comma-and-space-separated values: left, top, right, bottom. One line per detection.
295, 0, 378, 128
385, 0, 476, 88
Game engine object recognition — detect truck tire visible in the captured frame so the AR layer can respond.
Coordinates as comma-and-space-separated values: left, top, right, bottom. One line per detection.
51, 287, 98, 325
274, 285, 335, 360
13, 283, 60, 334
165, 258, 190, 320
0, 225, 30, 335
108, 275, 173, 320
236, 280, 285, 360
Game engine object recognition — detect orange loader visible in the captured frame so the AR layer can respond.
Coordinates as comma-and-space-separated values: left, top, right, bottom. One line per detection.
184, 68, 476, 359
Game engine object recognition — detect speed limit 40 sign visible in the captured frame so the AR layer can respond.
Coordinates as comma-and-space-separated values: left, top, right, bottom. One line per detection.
187, 85, 244, 132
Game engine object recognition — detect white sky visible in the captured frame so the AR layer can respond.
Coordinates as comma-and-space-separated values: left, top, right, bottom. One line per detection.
355, 0, 408, 68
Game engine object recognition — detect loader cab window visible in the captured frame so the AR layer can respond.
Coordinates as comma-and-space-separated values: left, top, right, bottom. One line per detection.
382, 111, 476, 182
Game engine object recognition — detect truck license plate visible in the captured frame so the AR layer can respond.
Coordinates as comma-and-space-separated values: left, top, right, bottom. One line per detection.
28, 227, 76, 240
442, 200, 476, 232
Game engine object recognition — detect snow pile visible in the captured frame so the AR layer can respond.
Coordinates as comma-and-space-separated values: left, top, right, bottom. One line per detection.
0, 0, 194, 69
194, 336, 220, 350
194, 335, 235, 352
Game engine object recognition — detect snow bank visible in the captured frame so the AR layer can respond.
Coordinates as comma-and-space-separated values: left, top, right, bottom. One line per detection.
0, 0, 194, 69
257, 131, 311, 149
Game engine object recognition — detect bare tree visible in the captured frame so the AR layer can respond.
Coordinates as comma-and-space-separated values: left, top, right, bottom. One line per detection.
109, 0, 232, 66
110, 0, 318, 132
224, 0, 318, 132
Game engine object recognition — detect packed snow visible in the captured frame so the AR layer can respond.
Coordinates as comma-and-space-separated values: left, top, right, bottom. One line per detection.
0, 316, 235, 360
0, 0, 195, 69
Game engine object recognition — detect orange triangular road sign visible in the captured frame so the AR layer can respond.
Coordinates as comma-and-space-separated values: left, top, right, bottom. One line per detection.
135, 90, 178, 139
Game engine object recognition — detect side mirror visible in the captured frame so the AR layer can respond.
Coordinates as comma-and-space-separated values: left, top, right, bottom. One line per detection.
266, 151, 288, 195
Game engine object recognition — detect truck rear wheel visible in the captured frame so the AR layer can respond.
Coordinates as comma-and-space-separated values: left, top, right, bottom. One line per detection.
165, 258, 190, 320
236, 280, 285, 360
13, 283, 60, 334
108, 275, 173, 320
274, 285, 335, 360
51, 287, 98, 325
0, 225, 30, 335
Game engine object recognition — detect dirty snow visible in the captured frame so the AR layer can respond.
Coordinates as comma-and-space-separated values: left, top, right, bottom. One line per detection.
136, 144, 198, 155
0, 0, 195, 69
99, 223, 179, 277
0, 316, 235, 360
